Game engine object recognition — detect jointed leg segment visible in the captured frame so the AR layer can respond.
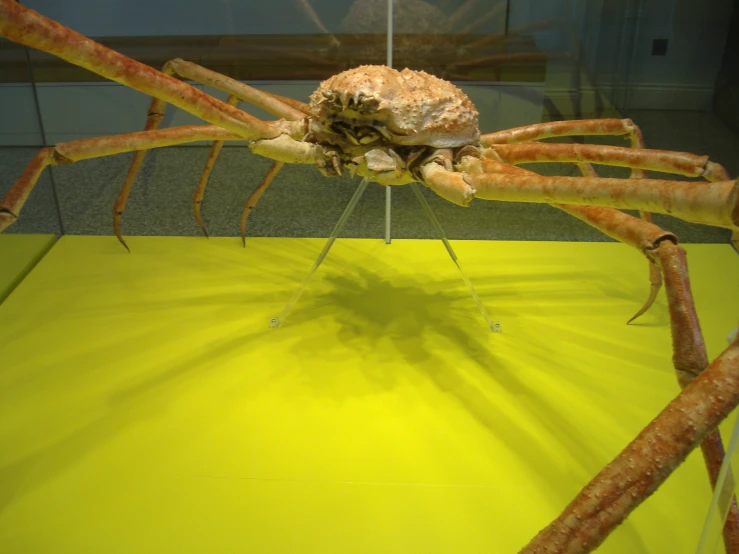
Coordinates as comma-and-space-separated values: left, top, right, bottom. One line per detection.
0, 126, 242, 234
444, 152, 739, 552
481, 118, 645, 148
113, 58, 309, 245
486, 142, 731, 182
0, 1, 289, 142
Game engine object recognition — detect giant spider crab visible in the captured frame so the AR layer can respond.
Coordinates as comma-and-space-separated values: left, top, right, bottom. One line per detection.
1, 2, 739, 553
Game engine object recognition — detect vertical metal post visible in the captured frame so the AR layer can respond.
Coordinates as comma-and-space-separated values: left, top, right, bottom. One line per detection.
384, 0, 393, 244
386, 0, 393, 69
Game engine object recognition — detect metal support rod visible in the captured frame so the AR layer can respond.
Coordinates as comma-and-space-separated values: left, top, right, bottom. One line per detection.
384, 0, 393, 245
386, 0, 393, 69
410, 183, 502, 332
385, 186, 392, 244
269, 179, 370, 328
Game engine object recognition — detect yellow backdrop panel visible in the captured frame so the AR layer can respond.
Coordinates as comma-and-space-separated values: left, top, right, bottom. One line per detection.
0, 236, 737, 553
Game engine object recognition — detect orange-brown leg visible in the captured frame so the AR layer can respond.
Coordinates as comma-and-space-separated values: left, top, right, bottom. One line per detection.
567, 198, 739, 554
486, 140, 731, 320
457, 165, 738, 230
191, 95, 241, 239
522, 313, 739, 553
112, 93, 171, 251
0, 1, 291, 141
481, 118, 645, 148
161, 58, 307, 121
427, 155, 738, 231
0, 126, 241, 233
482, 119, 654, 215
469, 156, 661, 322
113, 58, 309, 247
240, 161, 285, 246
486, 141, 731, 182
482, 121, 655, 314
482, 119, 659, 225
461, 156, 739, 553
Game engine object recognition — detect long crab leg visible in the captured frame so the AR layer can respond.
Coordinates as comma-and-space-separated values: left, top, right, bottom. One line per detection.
163, 60, 308, 237
160, 58, 307, 121
464, 156, 669, 247
463, 157, 739, 552
0, 1, 295, 141
112, 59, 309, 247
468, 171, 739, 228
658, 244, 739, 553
459, 157, 656, 326
481, 120, 727, 322
191, 95, 241, 239
568, 181, 739, 554
487, 140, 733, 303
573, 162, 663, 324
480, 118, 645, 147
425, 158, 739, 230
240, 161, 285, 246
0, 126, 241, 233
480, 118, 653, 191
522, 323, 739, 554
487, 142, 731, 182
467, 156, 662, 322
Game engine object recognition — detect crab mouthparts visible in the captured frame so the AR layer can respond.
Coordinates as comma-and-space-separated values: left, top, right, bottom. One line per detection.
328, 117, 391, 146
322, 89, 381, 113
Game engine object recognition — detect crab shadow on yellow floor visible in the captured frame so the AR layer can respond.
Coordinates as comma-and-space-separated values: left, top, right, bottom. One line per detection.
0, 237, 676, 553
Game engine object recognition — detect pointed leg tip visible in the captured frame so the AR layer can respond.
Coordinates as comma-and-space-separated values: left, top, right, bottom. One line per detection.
626, 283, 662, 325
194, 207, 209, 239
626, 313, 641, 325
116, 234, 131, 253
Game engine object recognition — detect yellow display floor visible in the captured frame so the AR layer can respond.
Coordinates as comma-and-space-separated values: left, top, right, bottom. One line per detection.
0, 234, 56, 303
0, 236, 738, 553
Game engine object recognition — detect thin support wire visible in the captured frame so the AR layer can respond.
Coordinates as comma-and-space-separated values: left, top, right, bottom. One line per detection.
385, 187, 392, 244
386, 0, 393, 68
384, 0, 393, 244
269, 178, 370, 329
24, 46, 65, 235
409, 183, 502, 333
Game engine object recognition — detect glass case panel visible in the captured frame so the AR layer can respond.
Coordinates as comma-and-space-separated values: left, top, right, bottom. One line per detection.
0, 0, 736, 243
0, 35, 61, 236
